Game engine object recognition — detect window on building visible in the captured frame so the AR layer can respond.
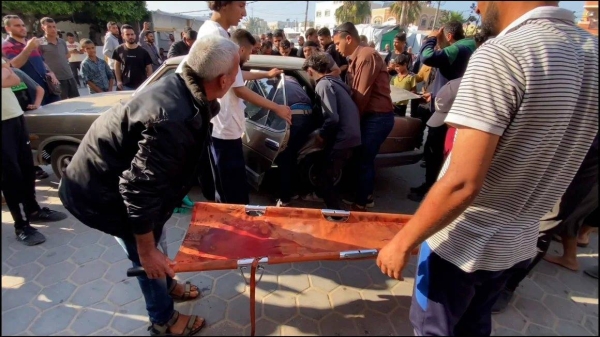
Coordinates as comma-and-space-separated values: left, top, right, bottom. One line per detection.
429, 18, 435, 29
325, 10, 330, 17
420, 15, 428, 29
316, 11, 322, 17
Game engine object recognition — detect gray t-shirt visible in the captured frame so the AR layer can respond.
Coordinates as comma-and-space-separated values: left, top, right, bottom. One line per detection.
39, 38, 73, 80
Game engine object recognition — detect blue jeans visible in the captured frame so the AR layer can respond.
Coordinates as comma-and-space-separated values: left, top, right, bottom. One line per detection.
356, 112, 394, 206
210, 137, 249, 204
115, 233, 175, 325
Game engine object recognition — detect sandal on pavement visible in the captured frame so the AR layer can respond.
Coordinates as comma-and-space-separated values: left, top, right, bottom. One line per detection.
148, 311, 205, 336
168, 281, 201, 302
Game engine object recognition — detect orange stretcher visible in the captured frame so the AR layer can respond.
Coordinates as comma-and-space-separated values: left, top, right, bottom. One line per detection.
127, 203, 411, 335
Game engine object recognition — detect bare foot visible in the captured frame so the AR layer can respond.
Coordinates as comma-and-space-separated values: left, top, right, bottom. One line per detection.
169, 314, 205, 335
543, 254, 579, 271
170, 282, 200, 300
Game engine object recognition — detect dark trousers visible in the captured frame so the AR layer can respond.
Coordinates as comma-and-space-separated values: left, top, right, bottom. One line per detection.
276, 114, 315, 202
41, 82, 60, 106
393, 104, 408, 117
413, 103, 432, 149
69, 62, 82, 86
1, 115, 41, 229
355, 112, 395, 206
317, 147, 354, 210
424, 124, 448, 187
210, 137, 249, 205
410, 242, 529, 336
504, 144, 599, 291
59, 78, 80, 100
198, 144, 216, 202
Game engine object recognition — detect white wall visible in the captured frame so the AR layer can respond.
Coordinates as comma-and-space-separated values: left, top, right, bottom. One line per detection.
314, 1, 343, 30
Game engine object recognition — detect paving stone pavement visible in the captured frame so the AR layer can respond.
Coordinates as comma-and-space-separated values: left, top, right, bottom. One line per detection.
1, 172, 598, 336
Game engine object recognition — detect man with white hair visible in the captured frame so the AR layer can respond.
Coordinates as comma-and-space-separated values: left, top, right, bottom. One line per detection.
58, 35, 240, 336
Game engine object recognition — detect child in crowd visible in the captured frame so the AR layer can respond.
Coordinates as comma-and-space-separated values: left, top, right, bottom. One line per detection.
80, 39, 114, 94
389, 53, 417, 116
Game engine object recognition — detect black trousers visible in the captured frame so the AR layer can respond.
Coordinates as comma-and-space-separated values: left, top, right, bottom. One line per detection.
210, 137, 249, 205
505, 145, 599, 291
59, 78, 80, 100
424, 124, 448, 187
69, 61, 82, 86
1, 115, 41, 228
316, 147, 354, 210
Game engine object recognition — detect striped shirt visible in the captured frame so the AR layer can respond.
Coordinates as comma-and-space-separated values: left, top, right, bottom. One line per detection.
426, 6, 599, 273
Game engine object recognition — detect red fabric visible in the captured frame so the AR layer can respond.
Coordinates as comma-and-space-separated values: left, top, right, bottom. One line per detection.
444, 126, 457, 160
172, 203, 410, 272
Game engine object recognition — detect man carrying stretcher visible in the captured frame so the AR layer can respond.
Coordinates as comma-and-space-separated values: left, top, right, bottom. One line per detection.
58, 35, 241, 336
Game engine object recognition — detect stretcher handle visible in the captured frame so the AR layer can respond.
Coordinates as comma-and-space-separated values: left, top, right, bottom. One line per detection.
127, 267, 146, 277
321, 209, 351, 222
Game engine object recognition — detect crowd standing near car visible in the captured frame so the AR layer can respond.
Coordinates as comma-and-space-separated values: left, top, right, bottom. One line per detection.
1, 1, 599, 336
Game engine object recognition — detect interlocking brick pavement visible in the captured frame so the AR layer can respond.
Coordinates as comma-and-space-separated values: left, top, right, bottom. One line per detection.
1, 169, 597, 336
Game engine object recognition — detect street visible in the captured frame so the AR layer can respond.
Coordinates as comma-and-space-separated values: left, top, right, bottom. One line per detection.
1, 162, 597, 336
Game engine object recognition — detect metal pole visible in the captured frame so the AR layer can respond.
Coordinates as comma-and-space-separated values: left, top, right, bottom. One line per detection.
304, 1, 309, 31
432, 1, 441, 30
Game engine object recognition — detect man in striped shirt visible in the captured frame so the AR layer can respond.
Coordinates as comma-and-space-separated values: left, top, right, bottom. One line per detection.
376, 2, 598, 335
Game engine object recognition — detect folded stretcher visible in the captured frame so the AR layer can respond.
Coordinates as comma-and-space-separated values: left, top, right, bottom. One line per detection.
127, 203, 410, 335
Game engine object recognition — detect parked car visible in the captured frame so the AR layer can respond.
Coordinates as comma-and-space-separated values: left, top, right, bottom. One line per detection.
26, 55, 423, 189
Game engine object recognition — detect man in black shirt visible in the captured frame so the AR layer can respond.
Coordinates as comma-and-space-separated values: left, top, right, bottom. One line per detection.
278, 40, 299, 57
168, 29, 198, 59
112, 24, 152, 90
317, 27, 348, 80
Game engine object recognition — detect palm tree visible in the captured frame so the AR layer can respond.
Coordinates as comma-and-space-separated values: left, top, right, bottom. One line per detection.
439, 10, 466, 27
390, 1, 425, 27
334, 1, 371, 25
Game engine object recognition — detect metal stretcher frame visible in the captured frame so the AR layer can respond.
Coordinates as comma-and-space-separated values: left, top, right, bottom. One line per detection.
127, 203, 411, 335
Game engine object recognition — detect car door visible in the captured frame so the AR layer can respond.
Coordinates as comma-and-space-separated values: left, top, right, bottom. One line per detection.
242, 73, 290, 190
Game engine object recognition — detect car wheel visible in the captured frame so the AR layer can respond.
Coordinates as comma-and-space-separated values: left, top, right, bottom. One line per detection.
301, 153, 343, 189
50, 145, 78, 180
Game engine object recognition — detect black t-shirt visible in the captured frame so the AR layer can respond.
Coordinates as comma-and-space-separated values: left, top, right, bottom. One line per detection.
112, 45, 152, 89
324, 42, 348, 79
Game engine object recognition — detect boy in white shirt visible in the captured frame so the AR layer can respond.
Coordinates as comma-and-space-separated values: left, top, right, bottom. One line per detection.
66, 32, 85, 88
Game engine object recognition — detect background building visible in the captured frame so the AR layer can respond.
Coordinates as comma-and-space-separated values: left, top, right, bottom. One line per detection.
314, 1, 344, 30
578, 1, 598, 35
370, 2, 440, 30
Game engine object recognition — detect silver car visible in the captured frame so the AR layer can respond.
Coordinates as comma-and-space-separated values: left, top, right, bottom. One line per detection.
26, 55, 423, 189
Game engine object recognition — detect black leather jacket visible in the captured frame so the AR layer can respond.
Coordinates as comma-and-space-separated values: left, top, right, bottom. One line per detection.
59, 65, 219, 239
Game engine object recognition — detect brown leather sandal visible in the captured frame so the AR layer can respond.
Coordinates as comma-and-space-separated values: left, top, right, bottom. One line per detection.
168, 281, 201, 302
148, 311, 206, 336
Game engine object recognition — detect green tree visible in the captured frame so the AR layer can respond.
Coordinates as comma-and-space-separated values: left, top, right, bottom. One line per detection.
334, 1, 371, 25
390, 1, 425, 27
244, 17, 263, 35
439, 10, 466, 27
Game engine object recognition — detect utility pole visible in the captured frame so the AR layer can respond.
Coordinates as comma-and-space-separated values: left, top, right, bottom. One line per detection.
432, 1, 442, 30
304, 0, 309, 32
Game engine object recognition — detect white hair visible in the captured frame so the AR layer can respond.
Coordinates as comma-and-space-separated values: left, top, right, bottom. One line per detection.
186, 35, 239, 81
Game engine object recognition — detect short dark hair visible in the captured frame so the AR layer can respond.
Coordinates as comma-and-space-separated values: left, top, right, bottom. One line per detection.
302, 54, 330, 74
392, 53, 411, 66
232, 29, 256, 46
280, 40, 291, 49
266, 32, 273, 38
273, 29, 285, 38
66, 32, 74, 37
3, 15, 20, 27
40, 17, 55, 25
394, 33, 407, 42
443, 21, 465, 41
317, 27, 331, 37
473, 32, 487, 47
305, 28, 316, 38
183, 26, 192, 33
261, 41, 273, 50
333, 22, 359, 40
80, 39, 94, 48
207, 1, 234, 11
107, 21, 117, 30
303, 40, 319, 49
121, 24, 134, 32
184, 30, 198, 40
359, 35, 368, 42
144, 30, 154, 38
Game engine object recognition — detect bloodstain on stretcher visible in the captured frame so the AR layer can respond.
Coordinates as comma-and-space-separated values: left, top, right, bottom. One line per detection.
172, 203, 411, 273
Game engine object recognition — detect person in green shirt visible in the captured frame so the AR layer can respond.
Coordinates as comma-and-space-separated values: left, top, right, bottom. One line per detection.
389, 54, 417, 116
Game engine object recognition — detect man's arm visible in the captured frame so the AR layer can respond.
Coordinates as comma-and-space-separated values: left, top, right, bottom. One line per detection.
419, 36, 469, 69
2, 66, 21, 87
4, 38, 39, 69
353, 53, 381, 113
104, 62, 115, 91
103, 37, 117, 60
315, 82, 339, 139
114, 60, 123, 84
139, 29, 149, 47
167, 43, 179, 59
233, 86, 292, 124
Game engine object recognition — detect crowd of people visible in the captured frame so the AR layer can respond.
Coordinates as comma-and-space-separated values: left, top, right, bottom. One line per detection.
1, 0, 598, 336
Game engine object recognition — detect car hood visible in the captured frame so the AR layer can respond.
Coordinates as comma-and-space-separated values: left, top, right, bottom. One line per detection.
28, 91, 133, 116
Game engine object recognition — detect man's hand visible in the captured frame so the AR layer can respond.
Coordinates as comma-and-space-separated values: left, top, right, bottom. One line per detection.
266, 68, 283, 78
315, 134, 325, 147
27, 104, 39, 110
376, 235, 411, 280
422, 92, 431, 103
138, 246, 175, 279
26, 37, 40, 51
117, 81, 124, 90
273, 104, 292, 124
48, 72, 60, 86
143, 22, 151, 30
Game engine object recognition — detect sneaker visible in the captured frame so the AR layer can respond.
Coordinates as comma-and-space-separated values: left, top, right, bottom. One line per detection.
181, 195, 194, 208
35, 166, 49, 180
343, 197, 375, 208
16, 226, 46, 246
351, 204, 367, 212
28, 207, 68, 224
302, 192, 324, 202
491, 289, 514, 314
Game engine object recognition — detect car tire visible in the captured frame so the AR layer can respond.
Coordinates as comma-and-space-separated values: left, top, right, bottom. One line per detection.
50, 145, 78, 180
300, 152, 343, 190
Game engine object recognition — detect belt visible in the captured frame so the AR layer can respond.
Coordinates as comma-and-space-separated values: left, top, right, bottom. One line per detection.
290, 103, 312, 111
291, 109, 311, 116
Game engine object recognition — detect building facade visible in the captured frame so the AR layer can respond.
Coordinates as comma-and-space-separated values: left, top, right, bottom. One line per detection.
370, 3, 440, 30
314, 1, 344, 30
578, 1, 598, 35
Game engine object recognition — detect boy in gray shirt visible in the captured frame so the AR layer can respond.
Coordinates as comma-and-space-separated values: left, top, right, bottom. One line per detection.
303, 54, 361, 210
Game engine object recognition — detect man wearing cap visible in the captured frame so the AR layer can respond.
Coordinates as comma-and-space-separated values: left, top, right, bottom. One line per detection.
425, 78, 462, 160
